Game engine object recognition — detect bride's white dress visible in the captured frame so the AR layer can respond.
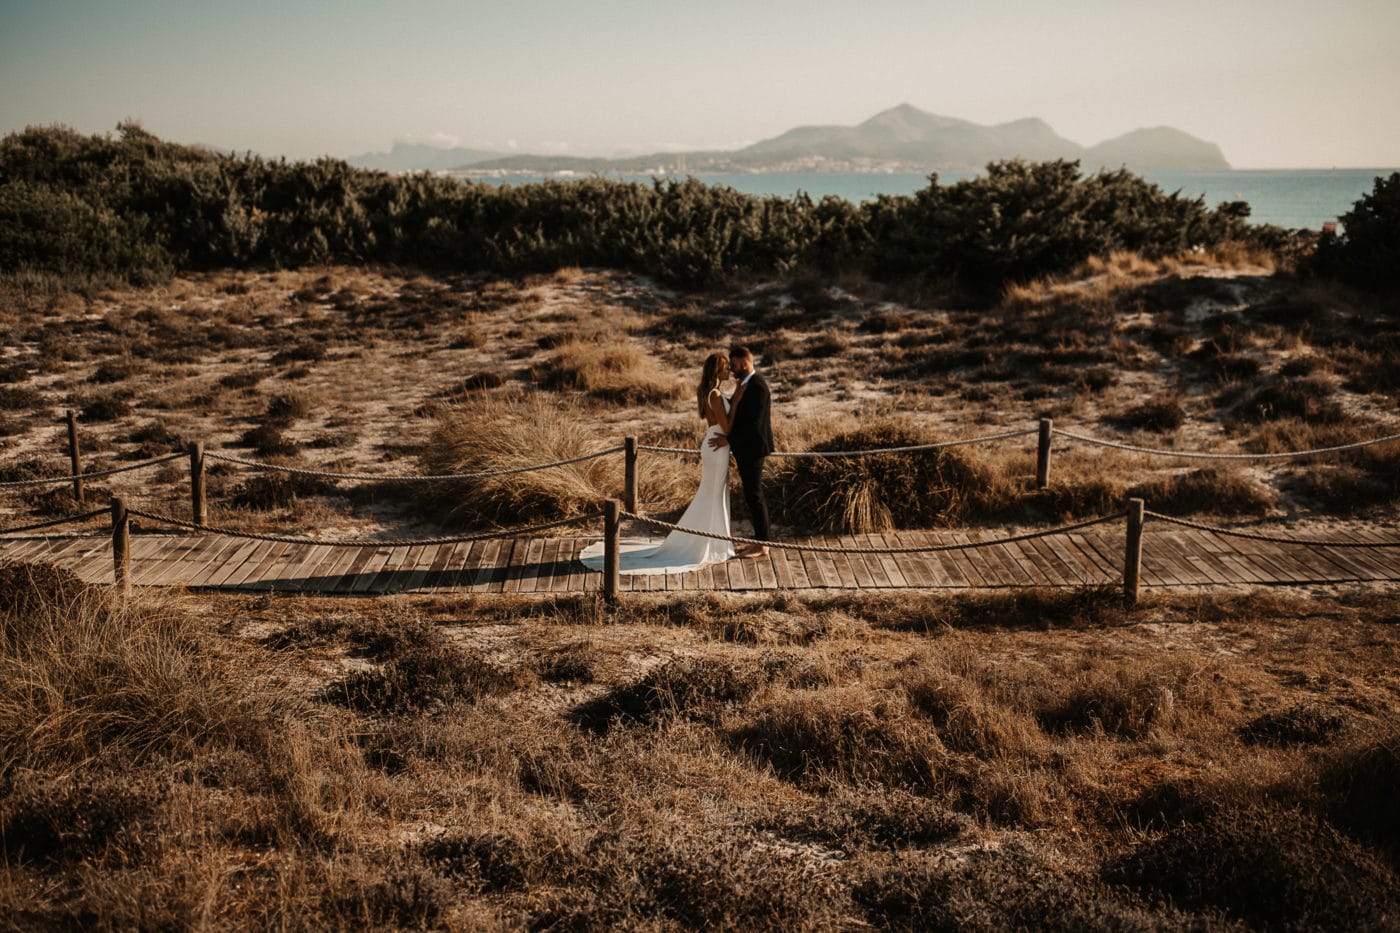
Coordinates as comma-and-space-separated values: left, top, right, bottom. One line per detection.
579, 411, 734, 575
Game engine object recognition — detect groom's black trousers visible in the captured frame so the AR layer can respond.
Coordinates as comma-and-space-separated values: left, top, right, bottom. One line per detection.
734, 453, 771, 542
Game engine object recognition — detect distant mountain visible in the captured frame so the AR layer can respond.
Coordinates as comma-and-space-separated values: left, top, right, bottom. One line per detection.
1085, 126, 1229, 172
348, 142, 502, 172
359, 105, 1230, 175
735, 105, 1084, 168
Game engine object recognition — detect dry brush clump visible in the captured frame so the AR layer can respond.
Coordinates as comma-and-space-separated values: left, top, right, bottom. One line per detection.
420, 391, 693, 526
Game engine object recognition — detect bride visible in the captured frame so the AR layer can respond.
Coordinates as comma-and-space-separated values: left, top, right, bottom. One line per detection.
578, 352, 742, 575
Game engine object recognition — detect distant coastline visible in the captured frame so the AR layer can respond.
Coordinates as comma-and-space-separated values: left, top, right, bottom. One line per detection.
436, 167, 1396, 231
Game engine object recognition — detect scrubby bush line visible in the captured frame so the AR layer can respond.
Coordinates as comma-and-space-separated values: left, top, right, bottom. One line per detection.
2, 123, 1284, 291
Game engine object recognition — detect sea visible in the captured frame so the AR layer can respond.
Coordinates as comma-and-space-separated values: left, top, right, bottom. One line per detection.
459, 168, 1397, 231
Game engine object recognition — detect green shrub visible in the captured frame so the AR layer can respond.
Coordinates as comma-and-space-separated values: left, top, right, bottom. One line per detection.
1313, 171, 1400, 291
1, 125, 1288, 294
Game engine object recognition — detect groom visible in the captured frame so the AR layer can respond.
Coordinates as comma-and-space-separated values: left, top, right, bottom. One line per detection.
710, 345, 773, 558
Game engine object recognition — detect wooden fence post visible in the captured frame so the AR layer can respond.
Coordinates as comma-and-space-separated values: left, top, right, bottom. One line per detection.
189, 441, 206, 525
1123, 497, 1145, 606
111, 496, 131, 597
604, 498, 621, 603
1036, 418, 1053, 489
624, 436, 638, 514
67, 410, 84, 506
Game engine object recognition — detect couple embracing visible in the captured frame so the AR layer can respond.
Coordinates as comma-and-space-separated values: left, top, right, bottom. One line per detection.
580, 345, 773, 576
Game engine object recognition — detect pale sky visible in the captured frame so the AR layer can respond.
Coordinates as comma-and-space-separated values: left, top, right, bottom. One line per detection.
2, 0, 1397, 168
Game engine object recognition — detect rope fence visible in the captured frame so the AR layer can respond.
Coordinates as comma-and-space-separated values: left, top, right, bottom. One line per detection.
5, 411, 1400, 601
205, 447, 624, 481
0, 452, 183, 489
124, 507, 603, 548
0, 508, 109, 536
616, 509, 1127, 554
1145, 510, 1400, 548
1054, 428, 1400, 461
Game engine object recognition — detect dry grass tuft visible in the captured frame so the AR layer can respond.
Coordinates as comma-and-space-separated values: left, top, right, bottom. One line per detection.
534, 336, 684, 405
1036, 655, 1233, 740
0, 564, 274, 776
1127, 467, 1276, 516
733, 687, 946, 788
1104, 805, 1399, 930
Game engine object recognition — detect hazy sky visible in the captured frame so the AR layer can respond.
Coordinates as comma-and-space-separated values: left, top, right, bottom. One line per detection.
3, 0, 1398, 168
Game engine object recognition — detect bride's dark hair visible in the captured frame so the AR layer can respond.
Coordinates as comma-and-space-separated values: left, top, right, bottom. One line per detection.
697, 352, 727, 418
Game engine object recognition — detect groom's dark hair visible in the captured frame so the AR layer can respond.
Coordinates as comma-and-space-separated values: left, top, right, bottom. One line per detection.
730, 345, 754, 361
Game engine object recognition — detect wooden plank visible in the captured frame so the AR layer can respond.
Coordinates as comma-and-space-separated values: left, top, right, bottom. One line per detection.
523, 535, 554, 591
303, 544, 360, 593
775, 540, 808, 589
560, 538, 590, 594
428, 541, 477, 592
1145, 532, 1209, 586
1244, 538, 1326, 583
870, 533, 909, 587
406, 542, 451, 593
932, 533, 974, 587
828, 535, 873, 585
145, 535, 218, 586
1032, 532, 1099, 587
727, 551, 757, 590
832, 534, 867, 589
949, 533, 996, 587
230, 541, 301, 590
1179, 530, 1247, 584
332, 544, 388, 595
1198, 531, 1273, 585
1307, 531, 1398, 579
274, 542, 338, 592
852, 535, 890, 587
124, 536, 168, 586
395, 542, 436, 590
203, 539, 272, 589
1079, 531, 1130, 588
330, 544, 382, 595
470, 538, 505, 592
891, 532, 936, 588
219, 540, 285, 589
169, 533, 246, 588
709, 555, 732, 592
1294, 541, 1379, 581
984, 538, 1031, 587
1063, 533, 1116, 581
969, 532, 1019, 586
3, 536, 68, 566
1139, 528, 1187, 586
356, 543, 412, 594
754, 547, 780, 590
144, 535, 213, 586
491, 539, 525, 594
515, 538, 547, 594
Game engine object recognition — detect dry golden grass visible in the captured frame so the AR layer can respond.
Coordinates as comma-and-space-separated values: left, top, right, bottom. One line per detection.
4, 575, 1399, 928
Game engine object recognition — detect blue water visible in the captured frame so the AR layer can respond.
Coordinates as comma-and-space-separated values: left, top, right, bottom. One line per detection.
461, 168, 1397, 231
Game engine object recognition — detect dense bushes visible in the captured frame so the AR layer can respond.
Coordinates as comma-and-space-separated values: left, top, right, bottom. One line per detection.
1312, 171, 1400, 291
2, 124, 1278, 291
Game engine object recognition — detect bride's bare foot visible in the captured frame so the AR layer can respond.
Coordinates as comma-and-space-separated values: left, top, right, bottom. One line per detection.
738, 546, 768, 559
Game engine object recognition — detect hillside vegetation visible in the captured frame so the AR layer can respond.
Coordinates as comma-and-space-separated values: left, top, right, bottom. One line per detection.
2, 123, 1287, 292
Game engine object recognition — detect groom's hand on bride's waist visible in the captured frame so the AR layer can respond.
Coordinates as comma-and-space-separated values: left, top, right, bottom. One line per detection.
708, 434, 729, 450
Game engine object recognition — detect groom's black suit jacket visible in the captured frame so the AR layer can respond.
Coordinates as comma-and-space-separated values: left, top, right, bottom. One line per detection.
729, 373, 774, 459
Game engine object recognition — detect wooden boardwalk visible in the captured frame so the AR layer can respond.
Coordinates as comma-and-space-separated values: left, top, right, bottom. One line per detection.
2, 524, 1398, 594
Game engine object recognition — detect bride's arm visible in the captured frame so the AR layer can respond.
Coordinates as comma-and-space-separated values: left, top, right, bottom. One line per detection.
707, 389, 734, 433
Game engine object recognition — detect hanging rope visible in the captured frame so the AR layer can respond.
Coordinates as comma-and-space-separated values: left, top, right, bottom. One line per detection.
0, 508, 110, 536
205, 447, 623, 481
0, 452, 184, 488
1145, 511, 1400, 548
618, 509, 1126, 554
123, 507, 603, 547
1055, 428, 1400, 461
